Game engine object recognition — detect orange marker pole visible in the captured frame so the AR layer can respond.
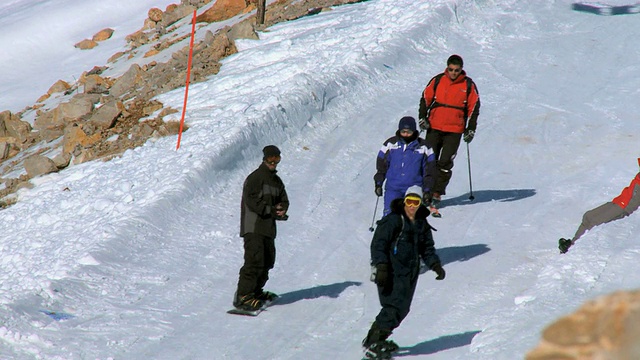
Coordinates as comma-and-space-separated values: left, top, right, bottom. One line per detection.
176, 9, 197, 150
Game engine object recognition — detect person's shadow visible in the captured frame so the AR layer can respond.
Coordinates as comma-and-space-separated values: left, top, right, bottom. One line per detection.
420, 243, 490, 274
439, 188, 536, 209
394, 330, 482, 357
273, 281, 362, 306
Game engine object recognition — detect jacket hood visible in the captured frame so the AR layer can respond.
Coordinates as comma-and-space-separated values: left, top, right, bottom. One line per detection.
394, 130, 419, 144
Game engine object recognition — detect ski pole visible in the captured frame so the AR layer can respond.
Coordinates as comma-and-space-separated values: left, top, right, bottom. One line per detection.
369, 196, 380, 232
466, 142, 474, 201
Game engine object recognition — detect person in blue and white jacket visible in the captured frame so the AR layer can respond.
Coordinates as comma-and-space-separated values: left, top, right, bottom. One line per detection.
374, 116, 437, 216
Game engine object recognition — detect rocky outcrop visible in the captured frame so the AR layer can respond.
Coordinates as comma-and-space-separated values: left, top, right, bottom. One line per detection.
526, 290, 640, 360
0, 0, 370, 207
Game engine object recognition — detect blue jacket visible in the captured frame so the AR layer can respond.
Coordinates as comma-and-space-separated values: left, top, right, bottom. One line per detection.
374, 131, 436, 194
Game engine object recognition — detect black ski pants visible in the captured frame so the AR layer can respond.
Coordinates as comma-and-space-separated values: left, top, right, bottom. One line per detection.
236, 233, 276, 297
374, 266, 419, 331
425, 129, 462, 196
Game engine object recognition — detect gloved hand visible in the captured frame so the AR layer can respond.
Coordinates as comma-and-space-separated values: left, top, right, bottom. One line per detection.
374, 263, 389, 286
422, 192, 432, 205
273, 203, 288, 220
463, 129, 475, 143
418, 117, 429, 131
431, 263, 446, 280
375, 186, 383, 197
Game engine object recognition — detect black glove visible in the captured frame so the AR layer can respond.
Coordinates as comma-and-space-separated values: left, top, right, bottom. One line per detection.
431, 263, 445, 280
418, 117, 429, 131
422, 192, 432, 205
273, 203, 288, 220
463, 129, 475, 143
374, 263, 389, 286
375, 186, 383, 197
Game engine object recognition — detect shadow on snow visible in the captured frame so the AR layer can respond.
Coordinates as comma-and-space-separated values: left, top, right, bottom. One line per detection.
440, 188, 536, 209
274, 281, 362, 306
395, 330, 482, 357
437, 243, 491, 267
420, 244, 490, 275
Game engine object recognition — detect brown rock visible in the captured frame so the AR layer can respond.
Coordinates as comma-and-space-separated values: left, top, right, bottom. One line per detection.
62, 125, 101, 155
74, 39, 98, 50
144, 48, 160, 58
47, 80, 71, 95
24, 155, 58, 178
36, 93, 51, 103
527, 290, 640, 360
89, 100, 123, 129
196, 0, 247, 23
107, 51, 125, 63
92, 28, 114, 42
148, 7, 164, 22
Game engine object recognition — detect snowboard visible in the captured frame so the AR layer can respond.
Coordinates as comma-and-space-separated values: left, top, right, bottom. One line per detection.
361, 347, 395, 360
361, 340, 399, 360
572, 2, 640, 16
227, 294, 279, 317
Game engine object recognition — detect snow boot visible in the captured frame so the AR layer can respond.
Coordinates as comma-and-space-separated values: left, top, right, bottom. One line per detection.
362, 323, 398, 358
233, 293, 265, 312
559, 238, 572, 254
255, 290, 278, 302
428, 193, 442, 218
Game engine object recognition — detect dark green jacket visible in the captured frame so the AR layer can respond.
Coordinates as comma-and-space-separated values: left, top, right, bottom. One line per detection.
371, 198, 440, 276
240, 163, 289, 238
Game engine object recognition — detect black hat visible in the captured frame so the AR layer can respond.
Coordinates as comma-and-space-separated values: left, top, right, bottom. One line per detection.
398, 116, 417, 132
263, 145, 281, 159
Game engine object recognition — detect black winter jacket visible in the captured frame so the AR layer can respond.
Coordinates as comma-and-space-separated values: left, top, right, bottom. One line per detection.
240, 163, 289, 238
370, 198, 440, 276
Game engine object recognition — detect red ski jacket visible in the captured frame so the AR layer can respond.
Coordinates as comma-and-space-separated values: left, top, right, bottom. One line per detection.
612, 172, 640, 209
422, 69, 480, 134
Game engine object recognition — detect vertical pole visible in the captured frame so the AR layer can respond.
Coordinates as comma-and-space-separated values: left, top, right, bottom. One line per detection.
176, 9, 197, 150
466, 142, 474, 200
257, 0, 266, 25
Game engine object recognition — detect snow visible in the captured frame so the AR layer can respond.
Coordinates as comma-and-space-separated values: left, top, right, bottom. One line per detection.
0, 0, 639, 359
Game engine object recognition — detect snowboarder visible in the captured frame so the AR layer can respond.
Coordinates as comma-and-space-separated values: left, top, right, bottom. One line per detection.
363, 185, 446, 359
559, 158, 640, 253
418, 54, 480, 214
374, 116, 437, 217
233, 145, 289, 312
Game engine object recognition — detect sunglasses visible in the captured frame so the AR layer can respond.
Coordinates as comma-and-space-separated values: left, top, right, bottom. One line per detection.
404, 196, 422, 207
447, 67, 462, 73
265, 156, 281, 165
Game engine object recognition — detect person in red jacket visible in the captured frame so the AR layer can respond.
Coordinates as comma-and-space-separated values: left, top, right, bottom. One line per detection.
418, 55, 480, 213
559, 158, 640, 253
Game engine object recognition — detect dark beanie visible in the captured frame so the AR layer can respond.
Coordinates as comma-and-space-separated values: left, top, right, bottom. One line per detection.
263, 145, 281, 158
398, 116, 417, 132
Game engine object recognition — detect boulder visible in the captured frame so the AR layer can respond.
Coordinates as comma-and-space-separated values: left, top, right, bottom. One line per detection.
74, 39, 98, 50
527, 290, 640, 360
196, 0, 247, 23
92, 28, 114, 42
24, 155, 58, 178
148, 8, 164, 23
47, 80, 71, 95
89, 100, 123, 129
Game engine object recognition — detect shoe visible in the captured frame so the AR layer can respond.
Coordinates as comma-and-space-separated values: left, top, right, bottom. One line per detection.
255, 290, 278, 302
233, 293, 265, 311
558, 238, 572, 254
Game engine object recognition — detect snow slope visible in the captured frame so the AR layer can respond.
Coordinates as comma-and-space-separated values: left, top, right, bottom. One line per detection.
0, 0, 639, 359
